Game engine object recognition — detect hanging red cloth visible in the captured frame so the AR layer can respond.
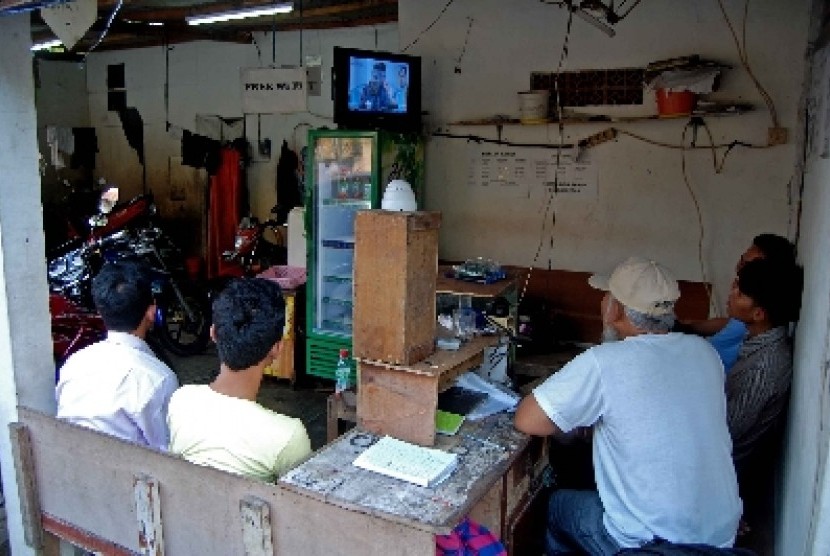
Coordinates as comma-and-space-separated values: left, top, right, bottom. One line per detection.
207, 146, 244, 279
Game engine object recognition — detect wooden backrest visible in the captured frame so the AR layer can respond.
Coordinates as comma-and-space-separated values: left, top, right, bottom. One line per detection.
10, 407, 433, 556
511, 266, 711, 344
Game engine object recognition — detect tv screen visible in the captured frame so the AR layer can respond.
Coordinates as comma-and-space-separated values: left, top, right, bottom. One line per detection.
333, 47, 421, 133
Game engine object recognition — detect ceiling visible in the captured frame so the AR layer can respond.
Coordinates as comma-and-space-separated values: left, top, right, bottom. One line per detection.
7, 0, 397, 53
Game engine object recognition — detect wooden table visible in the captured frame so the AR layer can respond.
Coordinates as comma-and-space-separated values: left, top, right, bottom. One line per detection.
436, 265, 528, 300
357, 335, 499, 446
279, 413, 543, 541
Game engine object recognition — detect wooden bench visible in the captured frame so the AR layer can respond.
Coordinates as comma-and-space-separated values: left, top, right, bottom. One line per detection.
10, 407, 439, 555
512, 266, 711, 344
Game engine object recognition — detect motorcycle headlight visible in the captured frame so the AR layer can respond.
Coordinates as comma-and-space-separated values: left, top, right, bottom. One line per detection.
48, 248, 85, 285
47, 257, 68, 279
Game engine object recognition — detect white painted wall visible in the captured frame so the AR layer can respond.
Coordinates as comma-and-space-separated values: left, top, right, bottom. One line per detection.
0, 14, 60, 556
35, 58, 89, 128
66, 2, 807, 303
778, 31, 830, 555
401, 0, 809, 311
81, 26, 399, 231
34, 58, 90, 205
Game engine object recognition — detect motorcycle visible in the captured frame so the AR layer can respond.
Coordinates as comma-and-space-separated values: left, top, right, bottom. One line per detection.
49, 293, 106, 376
221, 212, 287, 277
47, 189, 211, 357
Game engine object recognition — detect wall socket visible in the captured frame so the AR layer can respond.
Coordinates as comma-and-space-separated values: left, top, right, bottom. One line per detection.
768, 127, 788, 146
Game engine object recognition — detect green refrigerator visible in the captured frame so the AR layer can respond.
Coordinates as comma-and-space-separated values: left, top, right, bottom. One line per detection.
305, 129, 424, 380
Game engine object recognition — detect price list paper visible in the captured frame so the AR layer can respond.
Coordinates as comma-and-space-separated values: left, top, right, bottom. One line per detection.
467, 143, 598, 199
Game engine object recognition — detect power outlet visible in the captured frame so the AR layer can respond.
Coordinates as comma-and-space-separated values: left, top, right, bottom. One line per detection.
768, 127, 788, 146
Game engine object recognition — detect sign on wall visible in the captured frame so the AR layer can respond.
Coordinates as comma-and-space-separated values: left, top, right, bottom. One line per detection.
466, 144, 598, 198
241, 67, 307, 114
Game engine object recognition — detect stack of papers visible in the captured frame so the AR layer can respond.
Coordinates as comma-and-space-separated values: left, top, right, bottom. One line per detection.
455, 371, 520, 420
352, 436, 458, 487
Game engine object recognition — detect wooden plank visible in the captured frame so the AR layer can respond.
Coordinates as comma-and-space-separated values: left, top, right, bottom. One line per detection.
280, 416, 530, 536
133, 474, 164, 556
19, 407, 434, 556
436, 266, 527, 298
9, 422, 43, 549
42, 516, 134, 556
239, 497, 273, 556
355, 335, 496, 378
358, 365, 439, 445
353, 210, 441, 365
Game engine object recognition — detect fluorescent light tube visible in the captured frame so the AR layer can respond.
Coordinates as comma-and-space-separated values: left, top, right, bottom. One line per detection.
31, 39, 63, 51
186, 2, 293, 25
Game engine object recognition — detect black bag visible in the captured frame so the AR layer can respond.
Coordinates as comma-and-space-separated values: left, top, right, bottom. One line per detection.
617, 539, 756, 556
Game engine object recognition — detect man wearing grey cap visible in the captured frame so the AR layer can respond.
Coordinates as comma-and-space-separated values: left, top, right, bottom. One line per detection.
514, 257, 741, 555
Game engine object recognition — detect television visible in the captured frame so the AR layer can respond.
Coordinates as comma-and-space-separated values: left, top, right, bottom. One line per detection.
332, 47, 422, 133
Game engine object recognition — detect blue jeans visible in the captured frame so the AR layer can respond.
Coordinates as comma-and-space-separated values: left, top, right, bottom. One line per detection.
546, 490, 622, 556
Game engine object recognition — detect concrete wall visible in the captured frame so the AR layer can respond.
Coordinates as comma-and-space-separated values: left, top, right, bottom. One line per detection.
80, 26, 398, 249
34, 58, 90, 205
779, 13, 830, 553
401, 0, 808, 311
0, 14, 59, 556
71, 1, 812, 310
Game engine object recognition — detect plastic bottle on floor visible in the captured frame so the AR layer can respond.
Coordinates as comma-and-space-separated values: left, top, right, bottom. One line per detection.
334, 348, 351, 396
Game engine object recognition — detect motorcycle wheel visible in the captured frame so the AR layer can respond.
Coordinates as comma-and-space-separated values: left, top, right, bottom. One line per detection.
155, 284, 211, 356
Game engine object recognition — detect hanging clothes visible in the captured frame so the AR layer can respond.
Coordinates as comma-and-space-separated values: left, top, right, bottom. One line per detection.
207, 146, 246, 279
117, 107, 145, 165
274, 140, 302, 225
70, 127, 98, 171
181, 130, 222, 175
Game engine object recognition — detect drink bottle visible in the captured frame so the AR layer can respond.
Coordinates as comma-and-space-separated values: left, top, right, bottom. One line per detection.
334, 348, 351, 395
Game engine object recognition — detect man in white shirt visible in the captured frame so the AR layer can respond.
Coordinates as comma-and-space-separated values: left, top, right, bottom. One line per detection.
56, 260, 179, 451
514, 257, 741, 555
167, 278, 311, 482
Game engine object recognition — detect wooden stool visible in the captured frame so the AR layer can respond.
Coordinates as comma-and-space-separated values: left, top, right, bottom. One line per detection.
326, 391, 357, 442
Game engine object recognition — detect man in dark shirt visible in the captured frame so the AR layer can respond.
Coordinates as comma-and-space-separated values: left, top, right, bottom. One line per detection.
359, 62, 396, 111
725, 257, 802, 462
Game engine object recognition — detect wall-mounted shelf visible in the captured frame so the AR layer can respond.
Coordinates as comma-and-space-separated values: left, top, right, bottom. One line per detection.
448, 106, 751, 127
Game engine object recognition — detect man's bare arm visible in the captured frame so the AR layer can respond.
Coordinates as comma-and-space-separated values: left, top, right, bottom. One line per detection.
676, 317, 729, 336
514, 394, 563, 437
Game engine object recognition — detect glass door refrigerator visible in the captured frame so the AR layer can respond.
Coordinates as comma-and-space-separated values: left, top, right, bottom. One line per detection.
305, 129, 424, 380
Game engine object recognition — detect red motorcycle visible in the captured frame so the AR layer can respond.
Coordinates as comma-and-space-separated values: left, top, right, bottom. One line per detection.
50, 293, 106, 376
220, 215, 287, 277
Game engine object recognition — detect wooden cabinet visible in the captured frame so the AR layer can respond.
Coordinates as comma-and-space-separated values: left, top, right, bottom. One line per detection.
353, 210, 442, 365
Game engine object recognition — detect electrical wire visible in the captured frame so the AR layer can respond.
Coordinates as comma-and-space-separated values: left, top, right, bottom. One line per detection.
680, 123, 717, 316
617, 0, 643, 20
519, 8, 575, 307
454, 17, 474, 71
715, 0, 779, 128
84, 0, 123, 56
431, 131, 575, 149
402, 0, 455, 52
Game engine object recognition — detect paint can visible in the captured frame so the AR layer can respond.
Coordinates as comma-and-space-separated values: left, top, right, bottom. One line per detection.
655, 88, 696, 116
518, 90, 550, 123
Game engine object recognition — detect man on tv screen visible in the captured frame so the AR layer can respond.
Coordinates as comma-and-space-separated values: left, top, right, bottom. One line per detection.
359, 61, 396, 112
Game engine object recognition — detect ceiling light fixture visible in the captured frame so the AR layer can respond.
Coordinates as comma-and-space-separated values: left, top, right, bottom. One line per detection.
31, 39, 63, 51
186, 2, 293, 26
